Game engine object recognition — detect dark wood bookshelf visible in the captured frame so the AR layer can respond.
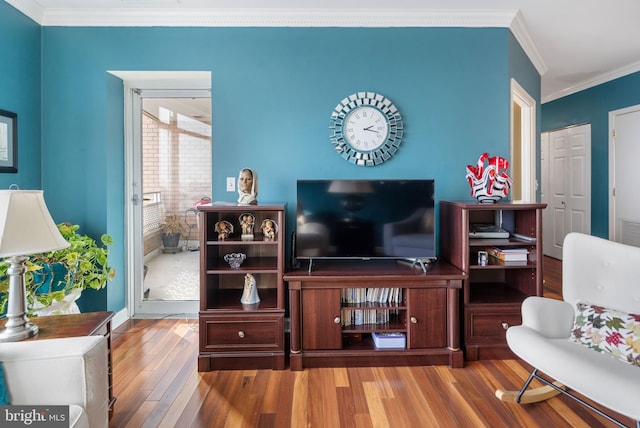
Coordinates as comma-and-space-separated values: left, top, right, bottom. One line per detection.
198, 203, 286, 371
440, 200, 546, 361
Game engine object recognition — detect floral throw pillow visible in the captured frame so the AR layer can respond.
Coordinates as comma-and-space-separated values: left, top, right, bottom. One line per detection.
569, 301, 640, 367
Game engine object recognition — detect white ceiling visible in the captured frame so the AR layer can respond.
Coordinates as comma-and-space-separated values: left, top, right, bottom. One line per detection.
7, 0, 640, 103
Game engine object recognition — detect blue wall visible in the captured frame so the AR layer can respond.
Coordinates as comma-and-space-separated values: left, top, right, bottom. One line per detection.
541, 71, 640, 238
0, 3, 41, 191
3, 9, 539, 313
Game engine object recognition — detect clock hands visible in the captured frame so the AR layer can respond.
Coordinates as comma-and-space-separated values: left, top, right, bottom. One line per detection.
363, 125, 378, 133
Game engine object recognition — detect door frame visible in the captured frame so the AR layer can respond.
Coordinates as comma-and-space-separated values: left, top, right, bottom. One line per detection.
608, 104, 640, 241
113, 71, 210, 318
510, 79, 537, 202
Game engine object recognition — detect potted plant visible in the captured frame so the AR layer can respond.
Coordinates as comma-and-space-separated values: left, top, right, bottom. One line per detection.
0, 222, 115, 316
160, 214, 188, 250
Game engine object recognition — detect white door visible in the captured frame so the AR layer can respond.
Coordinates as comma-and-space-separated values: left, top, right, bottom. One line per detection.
132, 89, 211, 317
609, 105, 640, 246
541, 124, 591, 259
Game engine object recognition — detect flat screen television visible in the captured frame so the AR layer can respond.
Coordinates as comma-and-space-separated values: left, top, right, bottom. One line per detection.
295, 179, 436, 263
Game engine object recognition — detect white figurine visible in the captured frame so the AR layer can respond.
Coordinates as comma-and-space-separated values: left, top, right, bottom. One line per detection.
241, 273, 260, 305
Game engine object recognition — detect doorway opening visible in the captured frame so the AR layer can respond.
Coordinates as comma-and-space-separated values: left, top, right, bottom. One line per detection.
115, 71, 211, 318
141, 97, 211, 303
510, 79, 536, 202
609, 104, 640, 246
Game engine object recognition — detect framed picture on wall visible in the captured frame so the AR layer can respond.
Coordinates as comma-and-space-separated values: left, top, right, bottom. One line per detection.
0, 109, 17, 173
0, 110, 18, 172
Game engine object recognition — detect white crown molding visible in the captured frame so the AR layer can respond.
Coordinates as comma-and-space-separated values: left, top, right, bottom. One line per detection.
509, 11, 547, 76
542, 59, 640, 104
7, 5, 516, 29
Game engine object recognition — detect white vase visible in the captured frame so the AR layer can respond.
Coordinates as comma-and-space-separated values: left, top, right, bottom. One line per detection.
30, 288, 82, 316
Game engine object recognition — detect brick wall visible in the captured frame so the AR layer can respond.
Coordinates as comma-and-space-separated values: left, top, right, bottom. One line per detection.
142, 110, 212, 245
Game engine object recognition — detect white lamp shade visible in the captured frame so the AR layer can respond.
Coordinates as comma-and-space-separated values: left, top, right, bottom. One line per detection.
0, 190, 70, 257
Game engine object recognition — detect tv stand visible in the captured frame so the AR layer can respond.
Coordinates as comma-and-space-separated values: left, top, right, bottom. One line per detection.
401, 258, 429, 273
284, 259, 464, 370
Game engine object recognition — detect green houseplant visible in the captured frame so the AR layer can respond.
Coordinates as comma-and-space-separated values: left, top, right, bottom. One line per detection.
0, 222, 115, 316
160, 214, 188, 249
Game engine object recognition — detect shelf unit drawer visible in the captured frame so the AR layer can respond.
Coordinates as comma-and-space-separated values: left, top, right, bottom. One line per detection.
200, 314, 284, 352
465, 308, 521, 342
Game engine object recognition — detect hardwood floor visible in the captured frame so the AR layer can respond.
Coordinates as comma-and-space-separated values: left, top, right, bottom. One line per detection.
110, 315, 634, 427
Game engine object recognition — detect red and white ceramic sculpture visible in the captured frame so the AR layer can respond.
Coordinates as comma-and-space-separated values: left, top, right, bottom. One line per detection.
466, 153, 513, 203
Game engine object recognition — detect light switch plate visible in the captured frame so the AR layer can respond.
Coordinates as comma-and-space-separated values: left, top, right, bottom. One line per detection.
226, 177, 235, 192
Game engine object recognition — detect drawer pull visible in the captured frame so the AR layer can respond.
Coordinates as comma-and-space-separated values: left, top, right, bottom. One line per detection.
334, 317, 341, 324
501, 322, 509, 330
238, 330, 245, 339
410, 317, 418, 324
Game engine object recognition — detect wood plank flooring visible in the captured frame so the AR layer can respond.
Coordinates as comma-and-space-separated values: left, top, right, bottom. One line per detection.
110, 315, 634, 427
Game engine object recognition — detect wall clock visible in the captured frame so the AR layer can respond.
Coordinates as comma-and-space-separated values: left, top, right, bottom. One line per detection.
329, 91, 403, 167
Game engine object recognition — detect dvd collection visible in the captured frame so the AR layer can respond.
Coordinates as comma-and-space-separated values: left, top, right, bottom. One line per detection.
340, 287, 402, 327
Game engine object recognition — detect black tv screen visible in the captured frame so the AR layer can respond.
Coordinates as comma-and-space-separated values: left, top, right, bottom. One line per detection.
296, 179, 436, 260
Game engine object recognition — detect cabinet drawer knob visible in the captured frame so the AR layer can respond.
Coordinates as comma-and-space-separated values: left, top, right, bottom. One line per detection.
334, 317, 341, 324
410, 316, 418, 324
238, 330, 245, 338
501, 322, 509, 330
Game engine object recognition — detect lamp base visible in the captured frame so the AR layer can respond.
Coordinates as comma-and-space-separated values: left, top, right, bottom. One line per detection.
0, 255, 39, 342
0, 321, 39, 342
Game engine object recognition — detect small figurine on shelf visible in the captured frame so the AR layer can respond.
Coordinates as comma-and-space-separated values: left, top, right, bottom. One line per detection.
240, 273, 260, 305
237, 167, 258, 205
260, 218, 278, 241
214, 220, 233, 241
239, 213, 255, 241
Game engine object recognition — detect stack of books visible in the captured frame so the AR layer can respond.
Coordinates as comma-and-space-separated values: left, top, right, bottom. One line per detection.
486, 246, 529, 263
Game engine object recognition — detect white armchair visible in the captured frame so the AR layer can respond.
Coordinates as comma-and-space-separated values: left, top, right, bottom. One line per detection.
0, 335, 109, 428
498, 233, 640, 427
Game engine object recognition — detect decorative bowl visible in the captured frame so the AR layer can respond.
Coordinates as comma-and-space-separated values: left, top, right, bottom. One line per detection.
466, 153, 512, 204
473, 192, 504, 204
224, 252, 246, 269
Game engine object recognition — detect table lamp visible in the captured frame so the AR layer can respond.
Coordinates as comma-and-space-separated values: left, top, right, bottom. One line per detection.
0, 190, 70, 342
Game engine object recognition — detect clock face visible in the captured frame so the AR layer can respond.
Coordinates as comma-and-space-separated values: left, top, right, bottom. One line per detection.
329, 92, 403, 166
344, 106, 389, 151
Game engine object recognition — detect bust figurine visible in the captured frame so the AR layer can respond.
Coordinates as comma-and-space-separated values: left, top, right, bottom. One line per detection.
237, 168, 258, 205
